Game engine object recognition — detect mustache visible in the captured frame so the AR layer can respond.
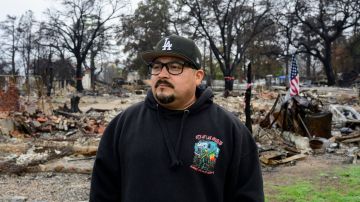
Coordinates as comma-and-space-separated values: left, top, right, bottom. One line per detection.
155, 80, 174, 88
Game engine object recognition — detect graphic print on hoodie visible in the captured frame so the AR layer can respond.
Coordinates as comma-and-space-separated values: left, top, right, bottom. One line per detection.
190, 134, 222, 174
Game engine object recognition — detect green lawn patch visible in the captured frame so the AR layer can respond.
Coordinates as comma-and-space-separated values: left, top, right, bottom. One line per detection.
265, 165, 360, 202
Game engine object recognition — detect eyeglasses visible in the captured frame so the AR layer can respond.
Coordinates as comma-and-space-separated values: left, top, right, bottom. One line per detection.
148, 61, 195, 75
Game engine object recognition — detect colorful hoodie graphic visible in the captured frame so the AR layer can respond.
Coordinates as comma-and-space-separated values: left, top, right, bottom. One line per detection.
191, 139, 220, 174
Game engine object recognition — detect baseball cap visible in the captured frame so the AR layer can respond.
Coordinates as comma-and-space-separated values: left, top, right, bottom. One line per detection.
140, 35, 202, 69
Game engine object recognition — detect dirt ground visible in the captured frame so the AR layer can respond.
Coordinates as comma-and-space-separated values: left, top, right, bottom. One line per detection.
0, 153, 351, 201
0, 172, 91, 201
263, 153, 349, 184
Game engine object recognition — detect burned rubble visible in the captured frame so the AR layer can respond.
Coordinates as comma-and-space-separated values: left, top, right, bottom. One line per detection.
0, 83, 143, 175
0, 82, 359, 177
254, 88, 360, 166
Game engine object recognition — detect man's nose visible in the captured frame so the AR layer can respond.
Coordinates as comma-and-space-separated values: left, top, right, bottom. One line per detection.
158, 65, 170, 77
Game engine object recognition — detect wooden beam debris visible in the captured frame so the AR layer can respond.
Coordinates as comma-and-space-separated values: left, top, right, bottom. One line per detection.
0, 140, 98, 174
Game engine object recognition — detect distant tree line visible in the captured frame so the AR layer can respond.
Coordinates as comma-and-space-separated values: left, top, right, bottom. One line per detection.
0, 0, 359, 93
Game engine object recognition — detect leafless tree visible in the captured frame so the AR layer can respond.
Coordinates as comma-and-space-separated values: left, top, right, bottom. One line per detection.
46, 0, 128, 92
179, 0, 274, 91
291, 0, 360, 85
0, 15, 23, 75
18, 11, 36, 81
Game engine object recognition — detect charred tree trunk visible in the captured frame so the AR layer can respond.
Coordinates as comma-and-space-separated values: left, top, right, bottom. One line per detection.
46, 52, 53, 96
47, 67, 53, 96
90, 50, 96, 91
324, 42, 336, 86
75, 61, 84, 92
11, 45, 16, 75
245, 62, 252, 133
70, 96, 81, 113
208, 47, 214, 86
306, 53, 311, 79
224, 68, 234, 97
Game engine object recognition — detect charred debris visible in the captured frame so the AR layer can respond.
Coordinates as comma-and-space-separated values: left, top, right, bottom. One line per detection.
0, 80, 359, 174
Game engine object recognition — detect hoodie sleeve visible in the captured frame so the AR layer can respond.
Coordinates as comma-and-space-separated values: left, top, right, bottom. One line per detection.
90, 115, 122, 202
225, 123, 264, 202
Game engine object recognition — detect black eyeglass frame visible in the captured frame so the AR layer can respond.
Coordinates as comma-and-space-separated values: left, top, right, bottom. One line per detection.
148, 61, 196, 76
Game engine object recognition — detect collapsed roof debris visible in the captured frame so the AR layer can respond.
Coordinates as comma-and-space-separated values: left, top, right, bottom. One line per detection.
256, 88, 360, 166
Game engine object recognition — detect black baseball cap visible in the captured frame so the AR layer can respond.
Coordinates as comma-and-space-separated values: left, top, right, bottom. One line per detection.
140, 35, 202, 69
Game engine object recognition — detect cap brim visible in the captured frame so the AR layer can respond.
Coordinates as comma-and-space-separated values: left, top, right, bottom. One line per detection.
141, 50, 196, 67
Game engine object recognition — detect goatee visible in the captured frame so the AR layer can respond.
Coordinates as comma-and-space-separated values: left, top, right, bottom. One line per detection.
155, 93, 175, 104
154, 79, 175, 104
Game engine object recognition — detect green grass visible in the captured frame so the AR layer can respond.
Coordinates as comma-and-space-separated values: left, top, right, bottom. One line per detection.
265, 165, 360, 202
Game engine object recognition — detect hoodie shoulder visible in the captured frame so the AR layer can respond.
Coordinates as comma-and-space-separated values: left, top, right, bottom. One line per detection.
122, 101, 146, 116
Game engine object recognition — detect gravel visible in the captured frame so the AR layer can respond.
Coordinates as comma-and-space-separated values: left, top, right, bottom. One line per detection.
0, 172, 91, 201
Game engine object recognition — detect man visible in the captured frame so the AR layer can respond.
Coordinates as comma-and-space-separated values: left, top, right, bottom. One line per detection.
90, 35, 264, 202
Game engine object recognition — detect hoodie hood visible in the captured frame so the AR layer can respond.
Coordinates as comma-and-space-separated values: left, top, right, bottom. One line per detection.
145, 87, 214, 169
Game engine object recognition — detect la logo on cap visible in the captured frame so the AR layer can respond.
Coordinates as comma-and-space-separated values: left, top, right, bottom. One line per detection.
162, 38, 172, 50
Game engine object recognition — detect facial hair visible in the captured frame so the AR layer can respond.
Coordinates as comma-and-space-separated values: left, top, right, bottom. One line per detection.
156, 94, 175, 104
154, 80, 175, 104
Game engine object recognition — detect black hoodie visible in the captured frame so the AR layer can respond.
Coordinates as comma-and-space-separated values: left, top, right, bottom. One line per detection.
90, 87, 264, 202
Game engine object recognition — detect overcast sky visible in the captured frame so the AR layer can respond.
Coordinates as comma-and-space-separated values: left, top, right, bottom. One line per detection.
0, 0, 58, 21
0, 0, 139, 22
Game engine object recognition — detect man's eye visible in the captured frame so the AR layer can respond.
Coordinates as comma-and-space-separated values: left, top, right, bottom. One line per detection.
169, 63, 182, 70
152, 64, 162, 69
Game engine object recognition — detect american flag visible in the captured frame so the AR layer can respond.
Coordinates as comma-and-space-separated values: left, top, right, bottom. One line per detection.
289, 54, 299, 96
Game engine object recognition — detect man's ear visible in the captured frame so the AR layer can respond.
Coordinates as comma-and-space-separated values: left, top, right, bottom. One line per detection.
195, 69, 205, 86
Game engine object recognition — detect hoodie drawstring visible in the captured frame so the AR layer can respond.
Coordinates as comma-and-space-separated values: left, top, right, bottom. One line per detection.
156, 105, 189, 169
175, 110, 189, 156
